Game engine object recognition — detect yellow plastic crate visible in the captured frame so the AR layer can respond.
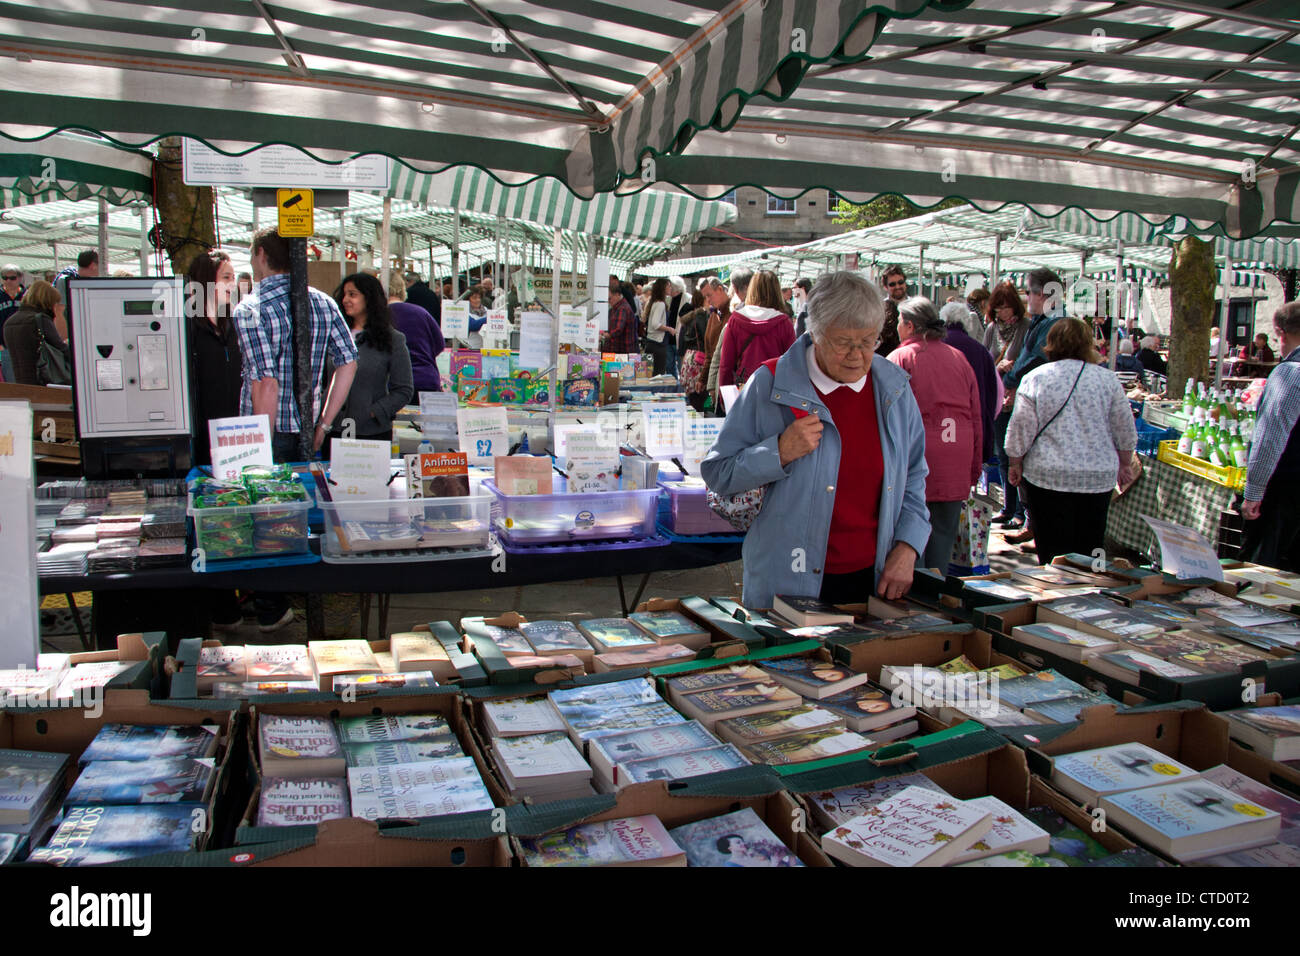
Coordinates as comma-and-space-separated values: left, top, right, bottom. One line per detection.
1156, 440, 1246, 491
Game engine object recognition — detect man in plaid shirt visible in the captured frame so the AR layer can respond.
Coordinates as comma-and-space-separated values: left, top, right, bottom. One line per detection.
235, 227, 358, 462
1241, 302, 1300, 570
602, 276, 638, 354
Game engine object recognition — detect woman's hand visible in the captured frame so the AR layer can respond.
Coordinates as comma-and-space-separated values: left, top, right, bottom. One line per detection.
778, 412, 822, 467
1117, 452, 1138, 489
997, 358, 1013, 373
878, 543, 917, 601
1007, 458, 1022, 486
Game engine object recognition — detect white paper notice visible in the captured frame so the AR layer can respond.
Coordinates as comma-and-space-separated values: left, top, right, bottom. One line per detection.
442, 300, 470, 340
208, 415, 273, 479
0, 401, 38, 668
1141, 516, 1224, 581
593, 259, 610, 303
564, 429, 620, 493
558, 307, 585, 346
458, 406, 509, 466
329, 438, 393, 501
642, 401, 688, 459
579, 321, 600, 351
718, 385, 741, 415
553, 422, 599, 460
485, 309, 510, 342
418, 391, 459, 440
518, 311, 552, 369
683, 416, 724, 476
592, 301, 609, 331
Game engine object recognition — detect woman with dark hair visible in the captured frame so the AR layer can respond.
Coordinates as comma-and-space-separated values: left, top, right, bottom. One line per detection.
676, 287, 709, 411
466, 285, 489, 349
889, 297, 983, 572
643, 277, 674, 375
186, 251, 240, 467
1005, 317, 1137, 565
985, 281, 1031, 528
326, 272, 413, 458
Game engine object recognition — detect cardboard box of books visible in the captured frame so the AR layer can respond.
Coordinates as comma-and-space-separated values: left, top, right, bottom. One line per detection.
951, 556, 1151, 611
505, 774, 831, 867
980, 584, 1300, 710
234, 815, 511, 867
779, 725, 1145, 866
1014, 701, 1299, 863
2, 631, 167, 709
0, 691, 238, 864
239, 690, 504, 859
1222, 696, 1300, 801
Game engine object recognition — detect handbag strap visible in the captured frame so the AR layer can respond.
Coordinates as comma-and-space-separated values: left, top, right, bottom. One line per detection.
1025, 361, 1086, 453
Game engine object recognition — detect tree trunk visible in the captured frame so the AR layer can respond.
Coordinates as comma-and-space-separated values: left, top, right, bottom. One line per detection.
1168, 236, 1215, 397
154, 137, 216, 277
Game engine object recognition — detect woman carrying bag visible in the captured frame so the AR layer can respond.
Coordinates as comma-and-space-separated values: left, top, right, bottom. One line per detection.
676, 287, 709, 411
1005, 317, 1138, 565
4, 280, 70, 385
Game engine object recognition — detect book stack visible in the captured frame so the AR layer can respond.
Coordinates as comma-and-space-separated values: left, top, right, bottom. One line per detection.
575, 618, 660, 656
592, 643, 696, 672
821, 785, 995, 867
1050, 743, 1282, 862
256, 778, 350, 828
669, 808, 803, 867
197, 644, 247, 693
0, 749, 70, 861
586, 721, 735, 791
662, 665, 800, 730
519, 814, 686, 867
29, 805, 199, 865
518, 620, 597, 668
626, 611, 710, 651
549, 679, 687, 756
1220, 705, 1300, 762
308, 640, 382, 691
390, 632, 457, 680
491, 733, 595, 801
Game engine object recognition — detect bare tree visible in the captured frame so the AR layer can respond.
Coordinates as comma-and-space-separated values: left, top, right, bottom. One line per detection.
153, 137, 216, 276
1168, 236, 1215, 397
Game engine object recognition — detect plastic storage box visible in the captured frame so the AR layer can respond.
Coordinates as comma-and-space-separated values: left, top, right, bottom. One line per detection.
187, 476, 312, 562
484, 477, 659, 543
318, 492, 492, 561
658, 477, 737, 535
1156, 439, 1245, 491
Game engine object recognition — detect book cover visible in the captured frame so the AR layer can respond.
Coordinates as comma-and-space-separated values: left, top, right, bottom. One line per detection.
520, 814, 684, 867
627, 611, 707, 640
1221, 705, 1300, 760
562, 701, 687, 740
348, 780, 494, 820
80, 724, 219, 764
576, 618, 657, 652
0, 750, 68, 823
256, 776, 349, 826
668, 807, 803, 867
665, 665, 768, 696
494, 735, 590, 780
346, 757, 485, 794
1096, 649, 1202, 681
594, 644, 696, 671
342, 737, 465, 767
1197, 605, 1298, 629
196, 645, 246, 686
1011, 623, 1119, 656
308, 639, 381, 677
821, 785, 993, 867
740, 728, 874, 765
1200, 764, 1300, 838
715, 705, 845, 745
956, 850, 1054, 867
758, 657, 871, 698
806, 773, 950, 830
52, 662, 132, 701
1100, 779, 1281, 861
548, 678, 656, 709
772, 594, 856, 626
335, 714, 452, 744
816, 683, 917, 732
1024, 694, 1113, 724
66, 758, 215, 806
464, 622, 534, 657
618, 744, 750, 784
449, 349, 482, 382
1052, 742, 1198, 800
482, 697, 566, 736
678, 681, 801, 718
955, 796, 1052, 862
963, 579, 1042, 602
588, 722, 719, 779
244, 644, 313, 681
995, 670, 1091, 711
43, 804, 195, 855
260, 715, 342, 760
493, 456, 554, 495
1162, 587, 1245, 609
518, 620, 594, 654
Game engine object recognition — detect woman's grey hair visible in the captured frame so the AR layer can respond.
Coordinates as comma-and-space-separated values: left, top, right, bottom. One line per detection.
898, 296, 946, 339
938, 300, 975, 336
806, 271, 885, 342
1141, 334, 1159, 349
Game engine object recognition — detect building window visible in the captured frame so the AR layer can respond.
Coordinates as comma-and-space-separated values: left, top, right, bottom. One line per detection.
827, 191, 843, 217
767, 195, 796, 215
719, 189, 737, 205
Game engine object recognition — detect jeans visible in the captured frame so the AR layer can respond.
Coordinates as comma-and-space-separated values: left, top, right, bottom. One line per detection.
645, 338, 669, 376
1019, 478, 1112, 566
665, 339, 678, 377
924, 499, 965, 573
994, 409, 1024, 519
1241, 478, 1300, 573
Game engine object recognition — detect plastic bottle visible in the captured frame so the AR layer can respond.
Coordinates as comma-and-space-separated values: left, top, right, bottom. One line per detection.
1191, 412, 1209, 460
1177, 424, 1194, 456
1182, 379, 1196, 416
1230, 421, 1249, 468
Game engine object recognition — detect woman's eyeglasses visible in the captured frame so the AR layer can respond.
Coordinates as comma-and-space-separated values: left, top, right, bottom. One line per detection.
824, 337, 877, 356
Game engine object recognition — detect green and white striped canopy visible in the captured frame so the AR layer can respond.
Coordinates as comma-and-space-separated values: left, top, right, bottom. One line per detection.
0, 134, 152, 208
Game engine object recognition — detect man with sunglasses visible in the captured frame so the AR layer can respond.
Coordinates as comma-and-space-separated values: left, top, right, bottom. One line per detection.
878, 264, 907, 355
0, 265, 25, 382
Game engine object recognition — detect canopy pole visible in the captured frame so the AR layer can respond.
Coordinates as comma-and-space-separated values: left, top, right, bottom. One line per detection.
138, 205, 149, 277
930, 262, 937, 302
494, 216, 503, 303
97, 198, 109, 272
917, 244, 926, 296
991, 234, 1002, 287
51, 241, 59, 272
502, 229, 511, 320
452, 209, 461, 298
379, 197, 392, 296
549, 227, 562, 447
1110, 239, 1123, 371
1216, 253, 1233, 389
337, 212, 346, 284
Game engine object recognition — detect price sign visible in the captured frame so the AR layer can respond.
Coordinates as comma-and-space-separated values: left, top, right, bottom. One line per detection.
579, 320, 600, 351
458, 406, 509, 466
485, 309, 510, 343
329, 438, 392, 501
565, 429, 619, 493
558, 306, 585, 346
418, 391, 459, 440
209, 415, 273, 481
442, 300, 470, 340
518, 311, 552, 369
642, 400, 687, 459
1141, 517, 1224, 582
0, 401, 37, 668
683, 415, 723, 476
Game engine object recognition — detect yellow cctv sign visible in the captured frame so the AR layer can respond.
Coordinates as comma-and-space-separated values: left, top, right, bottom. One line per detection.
276, 188, 314, 237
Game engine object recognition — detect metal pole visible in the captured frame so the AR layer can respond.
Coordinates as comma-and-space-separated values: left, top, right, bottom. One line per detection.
549, 227, 562, 443
336, 212, 346, 282
452, 209, 461, 298
917, 244, 926, 296
356, 215, 365, 269
51, 241, 59, 272
1110, 239, 1123, 371
97, 198, 109, 273
380, 196, 392, 298
494, 216, 502, 299
1216, 252, 1233, 389
991, 233, 1002, 287
138, 205, 149, 276
930, 262, 937, 302
290, 238, 313, 461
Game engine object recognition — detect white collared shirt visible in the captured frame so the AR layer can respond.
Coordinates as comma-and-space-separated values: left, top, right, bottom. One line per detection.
806, 345, 867, 394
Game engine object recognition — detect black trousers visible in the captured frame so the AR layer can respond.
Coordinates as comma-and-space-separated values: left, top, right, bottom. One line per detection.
819, 567, 876, 605
1241, 478, 1300, 573
1019, 478, 1112, 566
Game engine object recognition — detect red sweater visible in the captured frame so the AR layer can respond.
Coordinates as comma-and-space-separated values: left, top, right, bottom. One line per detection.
817, 379, 884, 574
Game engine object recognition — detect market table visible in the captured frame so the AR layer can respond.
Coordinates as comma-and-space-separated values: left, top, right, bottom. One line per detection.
1106, 456, 1236, 561
38, 537, 744, 647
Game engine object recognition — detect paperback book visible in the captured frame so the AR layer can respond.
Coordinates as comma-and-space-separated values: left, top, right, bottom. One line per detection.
244, 644, 314, 681
482, 697, 566, 737
739, 728, 875, 766
616, 744, 750, 786
80, 724, 219, 764
575, 618, 657, 654
1009, 623, 1119, 661
258, 715, 345, 779
715, 704, 845, 747
587, 721, 719, 785
336, 714, 452, 744
805, 773, 950, 831
66, 757, 215, 806
256, 776, 350, 827
0, 750, 69, 824
342, 737, 465, 767
1051, 742, 1199, 805
953, 796, 1052, 862
758, 657, 872, 699
816, 683, 917, 734
1099, 778, 1281, 862
626, 611, 710, 650
821, 785, 993, 867
32, 805, 195, 864
520, 814, 685, 867
668, 808, 802, 867
1220, 705, 1300, 761
772, 595, 856, 627
672, 681, 802, 729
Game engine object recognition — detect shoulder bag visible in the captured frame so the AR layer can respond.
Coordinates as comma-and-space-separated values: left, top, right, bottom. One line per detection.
35, 319, 71, 386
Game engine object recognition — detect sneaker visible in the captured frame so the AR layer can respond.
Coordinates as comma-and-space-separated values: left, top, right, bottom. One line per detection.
257, 607, 295, 633
211, 618, 243, 634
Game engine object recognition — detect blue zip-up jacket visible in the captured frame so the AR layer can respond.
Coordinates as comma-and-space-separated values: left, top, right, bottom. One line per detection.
701, 334, 931, 608
1003, 313, 1064, 390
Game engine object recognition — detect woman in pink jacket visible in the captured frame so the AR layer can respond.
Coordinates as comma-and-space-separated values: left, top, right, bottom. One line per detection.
888, 296, 983, 572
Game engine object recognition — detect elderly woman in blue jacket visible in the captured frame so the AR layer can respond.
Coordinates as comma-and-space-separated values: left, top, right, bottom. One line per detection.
702, 270, 931, 607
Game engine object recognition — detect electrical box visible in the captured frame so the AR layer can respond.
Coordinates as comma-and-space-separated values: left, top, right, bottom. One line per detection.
67, 277, 194, 478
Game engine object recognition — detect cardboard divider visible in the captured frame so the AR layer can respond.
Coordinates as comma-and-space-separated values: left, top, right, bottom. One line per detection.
1, 689, 239, 854
241, 817, 511, 867
825, 627, 1014, 680
49, 631, 167, 701
237, 690, 503, 860
1227, 740, 1300, 801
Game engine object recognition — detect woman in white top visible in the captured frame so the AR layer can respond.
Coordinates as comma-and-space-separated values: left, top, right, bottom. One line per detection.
1005, 317, 1138, 565
642, 277, 674, 374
